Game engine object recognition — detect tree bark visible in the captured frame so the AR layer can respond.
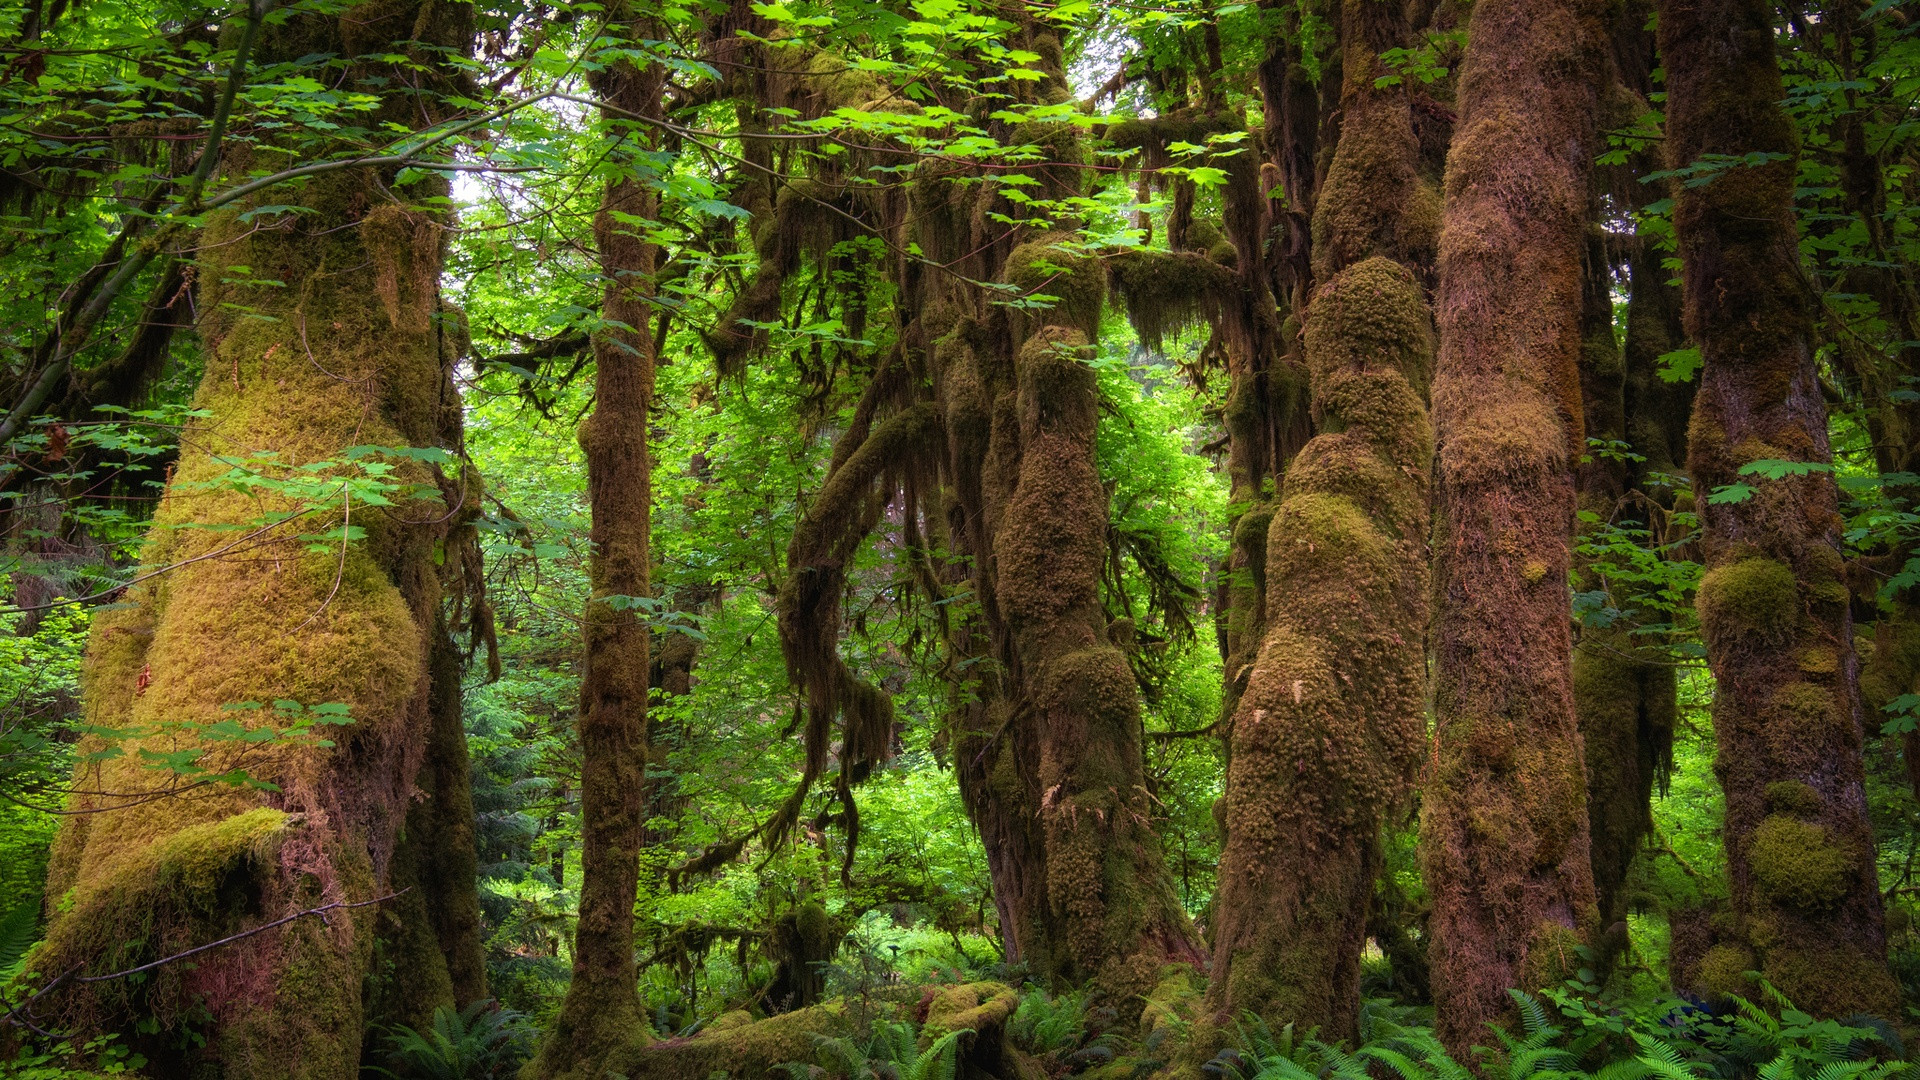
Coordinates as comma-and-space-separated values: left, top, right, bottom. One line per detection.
33, 4, 472, 1075
1421, 0, 1607, 1052
528, 26, 666, 1076
1658, 0, 1900, 1014
1205, 0, 1435, 1042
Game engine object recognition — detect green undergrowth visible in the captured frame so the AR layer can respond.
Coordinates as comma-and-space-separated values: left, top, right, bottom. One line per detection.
1208, 986, 1911, 1080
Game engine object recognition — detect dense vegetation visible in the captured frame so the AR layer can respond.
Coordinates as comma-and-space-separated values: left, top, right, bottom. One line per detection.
7, 0, 1920, 1075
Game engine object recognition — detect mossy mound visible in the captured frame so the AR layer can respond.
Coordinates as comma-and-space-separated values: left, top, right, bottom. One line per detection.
923, 981, 1018, 1040
1763, 780, 1822, 818
1747, 814, 1854, 911
1004, 234, 1105, 342
1697, 556, 1800, 650
1694, 942, 1759, 1003
603, 1001, 861, 1079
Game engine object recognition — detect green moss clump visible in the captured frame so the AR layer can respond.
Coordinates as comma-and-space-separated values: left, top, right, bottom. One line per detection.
1694, 942, 1759, 1002
1005, 233, 1105, 342
1697, 557, 1800, 649
1748, 814, 1854, 911
922, 981, 1018, 1040
1763, 780, 1821, 817
602, 1001, 859, 1079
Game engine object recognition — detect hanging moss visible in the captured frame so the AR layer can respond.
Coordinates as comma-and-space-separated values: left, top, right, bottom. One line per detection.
1106, 249, 1234, 352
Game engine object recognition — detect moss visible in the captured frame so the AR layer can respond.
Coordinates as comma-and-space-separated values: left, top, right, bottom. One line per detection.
1518, 920, 1585, 989
922, 981, 1018, 1039
1004, 233, 1105, 342
1763, 781, 1822, 817
1138, 967, 1200, 1039
1695, 942, 1759, 1002
1697, 557, 1800, 649
1748, 815, 1854, 911
1763, 944, 1902, 1019
601, 1001, 859, 1079
1106, 249, 1234, 352
33, 810, 289, 1030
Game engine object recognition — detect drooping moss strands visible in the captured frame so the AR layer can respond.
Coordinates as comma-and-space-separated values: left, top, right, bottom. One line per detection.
527, 26, 667, 1078
1204, 0, 1434, 1039
1658, 0, 1900, 1015
1572, 228, 1676, 976
772, 400, 942, 864
1421, 0, 1607, 1052
30, 3, 473, 1074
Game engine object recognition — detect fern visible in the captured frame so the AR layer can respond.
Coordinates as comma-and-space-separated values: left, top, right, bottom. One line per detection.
0, 901, 38, 980
908, 1028, 969, 1080
1632, 1031, 1705, 1080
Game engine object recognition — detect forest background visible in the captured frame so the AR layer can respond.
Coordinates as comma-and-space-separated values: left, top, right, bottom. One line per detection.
4, 0, 1920, 1075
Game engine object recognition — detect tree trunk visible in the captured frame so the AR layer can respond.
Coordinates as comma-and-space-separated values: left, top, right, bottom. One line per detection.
1205, 0, 1436, 1042
1421, 0, 1607, 1052
920, 21, 1205, 1004
33, 5, 472, 1075
1658, 0, 1900, 1014
528, 28, 666, 1076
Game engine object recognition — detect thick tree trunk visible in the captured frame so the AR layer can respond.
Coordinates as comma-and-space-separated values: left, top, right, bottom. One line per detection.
528, 32, 666, 1077
1658, 0, 1900, 1014
1421, 0, 1607, 1052
1204, 0, 1435, 1042
919, 23, 1204, 1003
33, 7, 471, 1076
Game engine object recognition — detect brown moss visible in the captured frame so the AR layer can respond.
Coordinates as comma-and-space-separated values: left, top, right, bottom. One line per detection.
1423, 0, 1607, 1049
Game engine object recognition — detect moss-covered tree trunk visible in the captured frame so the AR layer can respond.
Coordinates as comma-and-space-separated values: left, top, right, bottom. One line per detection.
1657, 0, 1900, 1014
1204, 0, 1436, 1042
527, 28, 666, 1077
917, 22, 1203, 1003
1420, 0, 1607, 1052
34, 5, 473, 1075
